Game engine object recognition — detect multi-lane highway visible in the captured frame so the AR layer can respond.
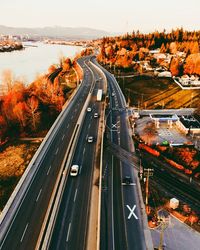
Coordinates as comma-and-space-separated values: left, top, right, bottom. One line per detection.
48, 62, 105, 250
0, 57, 99, 250
97, 61, 147, 250
0, 56, 149, 250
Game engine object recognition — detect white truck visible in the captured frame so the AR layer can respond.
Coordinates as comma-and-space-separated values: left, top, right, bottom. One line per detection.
97, 89, 103, 101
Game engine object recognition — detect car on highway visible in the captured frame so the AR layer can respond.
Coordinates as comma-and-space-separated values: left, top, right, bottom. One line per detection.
70, 165, 79, 176
87, 136, 94, 143
112, 92, 115, 97
87, 107, 92, 112
94, 112, 99, 118
123, 176, 132, 185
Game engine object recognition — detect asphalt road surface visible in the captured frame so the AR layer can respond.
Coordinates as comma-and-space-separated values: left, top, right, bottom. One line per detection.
49, 61, 104, 250
98, 63, 146, 250
0, 57, 94, 250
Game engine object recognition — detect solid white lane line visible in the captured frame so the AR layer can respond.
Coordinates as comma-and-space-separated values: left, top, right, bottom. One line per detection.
20, 223, 29, 242
74, 189, 78, 202
62, 134, 65, 141
66, 222, 71, 242
47, 165, 51, 175
36, 189, 42, 202
55, 147, 59, 155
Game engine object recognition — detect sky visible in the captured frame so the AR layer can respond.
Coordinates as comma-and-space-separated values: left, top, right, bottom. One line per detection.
0, 0, 200, 33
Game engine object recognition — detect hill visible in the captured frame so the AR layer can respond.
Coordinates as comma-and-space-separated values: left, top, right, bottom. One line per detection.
0, 25, 111, 40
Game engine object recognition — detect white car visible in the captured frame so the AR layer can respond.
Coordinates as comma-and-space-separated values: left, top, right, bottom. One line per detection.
87, 136, 94, 143
70, 165, 79, 176
94, 113, 99, 118
112, 92, 115, 97
87, 107, 92, 112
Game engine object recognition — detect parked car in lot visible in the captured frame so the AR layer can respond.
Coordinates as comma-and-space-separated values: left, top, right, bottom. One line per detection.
70, 165, 79, 176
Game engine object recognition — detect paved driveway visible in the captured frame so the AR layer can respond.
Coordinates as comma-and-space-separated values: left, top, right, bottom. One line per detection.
151, 215, 200, 250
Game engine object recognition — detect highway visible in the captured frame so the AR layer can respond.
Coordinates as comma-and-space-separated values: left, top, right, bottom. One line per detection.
0, 57, 95, 250
48, 61, 104, 249
97, 61, 146, 250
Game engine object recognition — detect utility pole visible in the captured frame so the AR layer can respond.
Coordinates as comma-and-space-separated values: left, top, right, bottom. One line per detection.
145, 168, 149, 206
158, 220, 168, 250
143, 168, 154, 214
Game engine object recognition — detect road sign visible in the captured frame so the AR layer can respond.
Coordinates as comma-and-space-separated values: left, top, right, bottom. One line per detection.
143, 168, 154, 177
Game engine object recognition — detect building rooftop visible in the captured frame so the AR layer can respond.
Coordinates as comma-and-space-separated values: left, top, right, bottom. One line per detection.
179, 115, 200, 129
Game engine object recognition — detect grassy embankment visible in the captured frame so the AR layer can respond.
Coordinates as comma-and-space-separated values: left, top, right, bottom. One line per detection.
117, 75, 200, 109
0, 141, 39, 210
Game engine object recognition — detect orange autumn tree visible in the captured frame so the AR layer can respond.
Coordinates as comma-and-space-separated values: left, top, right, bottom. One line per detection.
184, 53, 200, 75
0, 115, 7, 142
13, 101, 27, 128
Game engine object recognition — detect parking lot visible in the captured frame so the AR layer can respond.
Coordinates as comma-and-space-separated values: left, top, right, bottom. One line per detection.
135, 117, 191, 145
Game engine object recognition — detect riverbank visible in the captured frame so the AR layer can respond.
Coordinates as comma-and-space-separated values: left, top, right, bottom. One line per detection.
0, 41, 23, 53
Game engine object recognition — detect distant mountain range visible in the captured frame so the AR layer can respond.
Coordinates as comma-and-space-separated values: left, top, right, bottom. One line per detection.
0, 25, 111, 40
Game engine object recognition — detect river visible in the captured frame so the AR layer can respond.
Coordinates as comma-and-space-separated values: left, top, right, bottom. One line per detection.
0, 42, 83, 84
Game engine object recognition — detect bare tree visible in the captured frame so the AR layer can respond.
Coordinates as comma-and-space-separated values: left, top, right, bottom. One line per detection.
26, 96, 40, 130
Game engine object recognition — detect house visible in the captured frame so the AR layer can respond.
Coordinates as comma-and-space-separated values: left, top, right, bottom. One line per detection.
158, 71, 172, 78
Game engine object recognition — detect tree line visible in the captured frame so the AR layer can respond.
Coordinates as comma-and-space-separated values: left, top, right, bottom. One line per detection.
0, 57, 80, 145
97, 28, 200, 76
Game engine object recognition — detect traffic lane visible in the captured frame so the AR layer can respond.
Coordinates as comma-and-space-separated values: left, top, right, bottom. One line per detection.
0, 61, 93, 249
56, 112, 99, 249
49, 111, 94, 249
122, 179, 146, 250
49, 61, 101, 248
67, 104, 101, 249
49, 177, 78, 250
112, 156, 128, 250
100, 149, 113, 250
106, 74, 125, 109
119, 112, 146, 249
68, 139, 97, 249
49, 101, 100, 249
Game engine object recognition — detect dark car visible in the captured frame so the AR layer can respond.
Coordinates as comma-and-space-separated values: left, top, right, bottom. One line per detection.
123, 176, 132, 185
